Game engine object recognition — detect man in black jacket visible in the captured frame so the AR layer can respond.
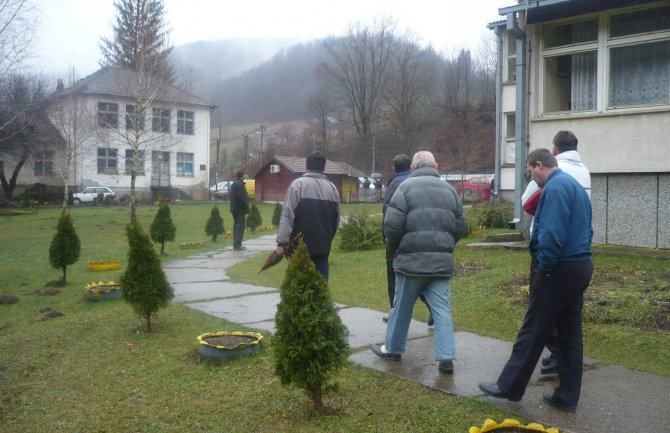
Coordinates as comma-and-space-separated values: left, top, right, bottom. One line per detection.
275, 151, 340, 280
372, 151, 465, 374
229, 170, 249, 250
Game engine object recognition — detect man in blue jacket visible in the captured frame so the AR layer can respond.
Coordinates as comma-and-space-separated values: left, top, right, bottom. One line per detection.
479, 148, 593, 412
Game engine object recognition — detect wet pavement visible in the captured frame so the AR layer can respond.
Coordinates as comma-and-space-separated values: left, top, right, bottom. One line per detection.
164, 235, 670, 433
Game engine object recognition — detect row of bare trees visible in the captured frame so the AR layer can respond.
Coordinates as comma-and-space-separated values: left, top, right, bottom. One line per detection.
306, 18, 496, 175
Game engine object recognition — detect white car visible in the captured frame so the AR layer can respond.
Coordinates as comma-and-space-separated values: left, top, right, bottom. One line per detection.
209, 181, 231, 192
73, 187, 116, 205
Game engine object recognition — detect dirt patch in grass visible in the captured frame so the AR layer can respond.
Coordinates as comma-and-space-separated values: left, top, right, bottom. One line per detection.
0, 294, 19, 305
496, 266, 670, 331
453, 260, 487, 277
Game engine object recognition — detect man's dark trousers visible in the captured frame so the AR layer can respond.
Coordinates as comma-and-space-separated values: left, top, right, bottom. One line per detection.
232, 213, 246, 249
497, 260, 593, 406
530, 259, 557, 354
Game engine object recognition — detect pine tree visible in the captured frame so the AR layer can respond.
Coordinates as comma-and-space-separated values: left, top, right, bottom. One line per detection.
205, 205, 224, 242
66, 191, 74, 207
246, 203, 262, 233
22, 188, 30, 208
99, 0, 174, 82
272, 202, 282, 226
121, 222, 173, 331
149, 203, 176, 255
48, 211, 81, 284
274, 240, 349, 412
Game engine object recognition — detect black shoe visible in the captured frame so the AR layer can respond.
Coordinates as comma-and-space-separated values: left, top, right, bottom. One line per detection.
371, 344, 400, 360
541, 354, 555, 367
478, 382, 522, 402
427, 314, 434, 327
541, 357, 558, 375
543, 392, 577, 413
233, 245, 247, 250
438, 360, 453, 374
382, 316, 388, 323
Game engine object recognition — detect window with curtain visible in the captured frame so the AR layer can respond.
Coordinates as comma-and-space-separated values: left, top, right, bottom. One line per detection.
97, 148, 117, 174
504, 113, 516, 165
609, 40, 669, 107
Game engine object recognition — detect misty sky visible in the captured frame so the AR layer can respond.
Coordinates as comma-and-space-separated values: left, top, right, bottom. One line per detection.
34, 0, 506, 76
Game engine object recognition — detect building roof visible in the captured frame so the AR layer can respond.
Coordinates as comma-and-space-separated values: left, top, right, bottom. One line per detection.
498, 0, 660, 24
53, 67, 215, 109
271, 155, 364, 177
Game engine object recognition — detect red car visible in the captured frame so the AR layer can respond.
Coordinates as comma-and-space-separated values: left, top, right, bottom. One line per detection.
456, 176, 493, 196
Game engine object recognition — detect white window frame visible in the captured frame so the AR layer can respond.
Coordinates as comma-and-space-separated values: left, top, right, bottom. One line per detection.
177, 110, 194, 135
124, 149, 145, 176
34, 150, 55, 176
97, 148, 118, 175
176, 152, 194, 177
97, 102, 119, 128
539, 2, 670, 116
503, 112, 516, 165
152, 108, 171, 133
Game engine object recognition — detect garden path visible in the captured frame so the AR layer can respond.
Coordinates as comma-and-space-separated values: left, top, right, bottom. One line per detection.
164, 235, 669, 433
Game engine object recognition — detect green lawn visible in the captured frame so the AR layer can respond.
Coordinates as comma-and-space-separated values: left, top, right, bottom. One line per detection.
0, 203, 667, 432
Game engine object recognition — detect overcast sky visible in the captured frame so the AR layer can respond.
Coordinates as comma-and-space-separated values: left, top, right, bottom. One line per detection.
34, 0, 505, 77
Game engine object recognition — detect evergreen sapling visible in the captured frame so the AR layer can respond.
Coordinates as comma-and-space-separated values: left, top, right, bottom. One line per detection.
121, 222, 173, 331
150, 203, 176, 255
48, 211, 81, 284
274, 240, 349, 412
246, 203, 262, 233
205, 205, 225, 242
272, 202, 282, 226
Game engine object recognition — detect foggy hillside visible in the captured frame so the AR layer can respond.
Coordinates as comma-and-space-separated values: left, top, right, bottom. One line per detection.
210, 41, 328, 125
171, 38, 300, 109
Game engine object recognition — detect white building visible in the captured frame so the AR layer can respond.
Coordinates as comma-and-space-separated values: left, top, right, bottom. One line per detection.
12, 67, 216, 202
490, 0, 670, 248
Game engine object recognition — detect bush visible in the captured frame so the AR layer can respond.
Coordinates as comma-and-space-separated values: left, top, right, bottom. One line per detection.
67, 191, 74, 207
272, 202, 282, 226
121, 222, 173, 332
48, 211, 81, 284
274, 240, 349, 412
475, 201, 514, 229
205, 205, 225, 242
338, 211, 383, 251
247, 203, 262, 233
150, 203, 176, 255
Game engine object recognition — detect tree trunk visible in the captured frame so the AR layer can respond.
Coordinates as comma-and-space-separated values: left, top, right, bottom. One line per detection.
0, 156, 27, 200
160, 241, 165, 256
311, 384, 324, 413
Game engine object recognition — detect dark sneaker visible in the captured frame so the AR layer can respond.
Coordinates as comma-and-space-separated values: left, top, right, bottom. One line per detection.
438, 360, 453, 374
543, 392, 577, 413
371, 344, 400, 360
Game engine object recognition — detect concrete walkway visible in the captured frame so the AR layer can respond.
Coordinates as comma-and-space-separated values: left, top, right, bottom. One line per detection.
164, 235, 669, 433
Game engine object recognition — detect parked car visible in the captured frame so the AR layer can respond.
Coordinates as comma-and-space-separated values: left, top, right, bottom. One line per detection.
209, 181, 231, 192
210, 181, 231, 200
456, 176, 494, 196
73, 187, 116, 205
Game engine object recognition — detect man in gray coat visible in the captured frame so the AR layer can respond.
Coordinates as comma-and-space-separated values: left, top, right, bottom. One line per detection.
371, 151, 465, 374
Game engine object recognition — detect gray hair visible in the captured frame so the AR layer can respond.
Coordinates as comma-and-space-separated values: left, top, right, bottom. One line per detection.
411, 151, 437, 170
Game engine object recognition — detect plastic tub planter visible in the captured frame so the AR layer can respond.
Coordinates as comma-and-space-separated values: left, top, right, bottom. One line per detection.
197, 331, 263, 361
469, 419, 559, 433
85, 281, 122, 302
87, 259, 121, 271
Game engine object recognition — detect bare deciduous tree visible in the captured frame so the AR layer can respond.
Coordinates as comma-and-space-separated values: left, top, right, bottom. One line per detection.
319, 18, 395, 171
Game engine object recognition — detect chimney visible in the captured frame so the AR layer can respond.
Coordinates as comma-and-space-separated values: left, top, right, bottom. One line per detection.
56, 79, 64, 91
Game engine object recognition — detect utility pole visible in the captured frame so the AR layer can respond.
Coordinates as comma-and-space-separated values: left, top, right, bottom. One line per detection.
257, 124, 266, 158
215, 126, 221, 187
243, 133, 249, 171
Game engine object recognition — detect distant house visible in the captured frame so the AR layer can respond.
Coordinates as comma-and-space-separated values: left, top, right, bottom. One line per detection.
8, 67, 216, 202
253, 155, 365, 203
490, 0, 670, 248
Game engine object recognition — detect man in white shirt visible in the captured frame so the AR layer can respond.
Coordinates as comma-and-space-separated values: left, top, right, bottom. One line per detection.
521, 130, 591, 375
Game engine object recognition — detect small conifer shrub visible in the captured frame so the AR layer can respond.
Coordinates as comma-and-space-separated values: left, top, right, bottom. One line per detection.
272, 202, 282, 226
246, 203, 262, 233
205, 205, 225, 242
274, 240, 349, 412
338, 211, 383, 251
121, 222, 173, 332
150, 203, 176, 255
48, 211, 81, 284
67, 191, 74, 207
22, 188, 30, 208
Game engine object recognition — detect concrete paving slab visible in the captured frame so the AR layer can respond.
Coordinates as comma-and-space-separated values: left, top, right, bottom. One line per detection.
187, 293, 280, 323
243, 320, 276, 333
172, 281, 276, 303
164, 267, 230, 283
337, 307, 430, 349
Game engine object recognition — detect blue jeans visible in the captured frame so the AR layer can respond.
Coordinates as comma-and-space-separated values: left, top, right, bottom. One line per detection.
310, 254, 329, 280
385, 274, 455, 360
